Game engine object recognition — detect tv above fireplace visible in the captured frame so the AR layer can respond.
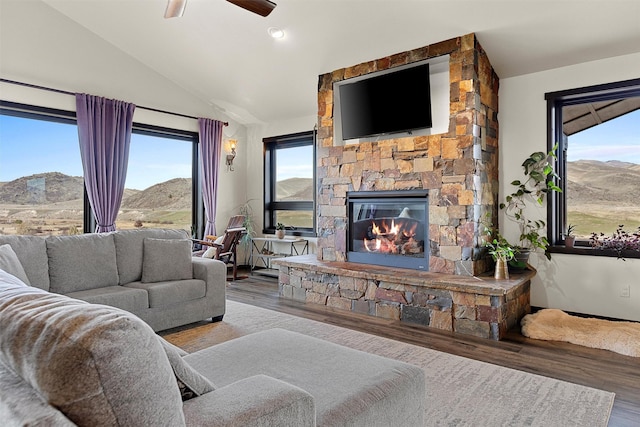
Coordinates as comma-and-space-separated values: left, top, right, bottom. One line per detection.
335, 62, 432, 141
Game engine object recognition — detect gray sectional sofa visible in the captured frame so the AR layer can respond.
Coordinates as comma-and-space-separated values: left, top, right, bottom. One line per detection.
0, 276, 425, 426
0, 228, 226, 331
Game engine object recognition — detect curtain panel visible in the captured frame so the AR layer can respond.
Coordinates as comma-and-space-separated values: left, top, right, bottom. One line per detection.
198, 118, 224, 237
76, 94, 135, 233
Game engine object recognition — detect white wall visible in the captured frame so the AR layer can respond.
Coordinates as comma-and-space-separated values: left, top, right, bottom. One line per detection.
500, 52, 640, 321
245, 115, 319, 254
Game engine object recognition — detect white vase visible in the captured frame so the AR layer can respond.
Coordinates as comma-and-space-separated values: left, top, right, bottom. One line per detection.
276, 229, 285, 239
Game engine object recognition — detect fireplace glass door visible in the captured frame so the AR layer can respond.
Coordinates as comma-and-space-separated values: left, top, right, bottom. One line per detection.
347, 190, 429, 270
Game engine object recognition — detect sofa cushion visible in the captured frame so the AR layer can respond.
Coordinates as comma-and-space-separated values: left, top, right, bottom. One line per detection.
0, 282, 186, 426
0, 235, 50, 290
157, 336, 216, 400
184, 328, 425, 427
142, 238, 193, 283
0, 244, 30, 285
46, 233, 119, 294
0, 359, 76, 426
65, 285, 149, 313
113, 228, 190, 285
125, 279, 206, 308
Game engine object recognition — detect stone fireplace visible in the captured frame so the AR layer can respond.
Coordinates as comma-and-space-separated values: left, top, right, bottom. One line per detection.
316, 33, 499, 276
274, 33, 532, 340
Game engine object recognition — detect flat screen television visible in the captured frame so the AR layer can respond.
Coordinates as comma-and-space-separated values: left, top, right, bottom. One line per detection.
337, 62, 432, 140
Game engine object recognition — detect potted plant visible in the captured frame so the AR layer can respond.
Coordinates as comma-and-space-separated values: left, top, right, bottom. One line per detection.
500, 145, 562, 264
483, 231, 516, 280
565, 223, 576, 248
590, 224, 640, 260
275, 222, 286, 239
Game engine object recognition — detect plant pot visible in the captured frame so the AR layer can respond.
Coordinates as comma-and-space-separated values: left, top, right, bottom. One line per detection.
276, 229, 285, 239
494, 258, 509, 280
509, 249, 530, 271
565, 235, 575, 248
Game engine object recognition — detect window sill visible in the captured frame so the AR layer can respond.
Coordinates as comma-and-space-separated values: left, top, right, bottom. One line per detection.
549, 245, 640, 259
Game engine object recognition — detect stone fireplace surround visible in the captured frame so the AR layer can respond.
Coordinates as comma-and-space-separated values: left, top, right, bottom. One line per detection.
275, 33, 532, 340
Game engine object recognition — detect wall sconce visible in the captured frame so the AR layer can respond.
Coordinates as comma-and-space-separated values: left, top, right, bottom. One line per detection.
226, 140, 237, 171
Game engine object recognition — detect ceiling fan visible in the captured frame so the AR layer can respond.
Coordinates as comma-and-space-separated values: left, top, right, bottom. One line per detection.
164, 0, 277, 19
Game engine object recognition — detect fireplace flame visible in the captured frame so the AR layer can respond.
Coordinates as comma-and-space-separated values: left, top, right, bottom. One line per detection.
363, 219, 421, 254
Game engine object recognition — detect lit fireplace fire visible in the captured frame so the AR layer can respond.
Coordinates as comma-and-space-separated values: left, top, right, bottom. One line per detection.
363, 219, 422, 255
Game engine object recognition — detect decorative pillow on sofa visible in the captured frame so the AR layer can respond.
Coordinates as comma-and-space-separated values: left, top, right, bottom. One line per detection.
0, 244, 31, 285
157, 336, 216, 400
142, 238, 192, 283
46, 233, 119, 294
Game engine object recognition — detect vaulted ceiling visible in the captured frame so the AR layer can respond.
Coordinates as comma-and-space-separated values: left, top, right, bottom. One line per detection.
1, 0, 639, 125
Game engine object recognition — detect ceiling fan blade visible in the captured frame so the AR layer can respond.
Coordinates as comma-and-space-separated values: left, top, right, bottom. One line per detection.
165, 0, 187, 19
226, 0, 277, 17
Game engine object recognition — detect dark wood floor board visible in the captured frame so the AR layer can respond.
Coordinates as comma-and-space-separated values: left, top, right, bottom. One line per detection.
215, 273, 640, 426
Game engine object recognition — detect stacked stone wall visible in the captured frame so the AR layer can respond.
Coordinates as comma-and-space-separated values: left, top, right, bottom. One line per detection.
316, 33, 500, 276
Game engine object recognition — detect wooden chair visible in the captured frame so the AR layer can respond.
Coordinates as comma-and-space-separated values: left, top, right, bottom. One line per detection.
193, 215, 246, 280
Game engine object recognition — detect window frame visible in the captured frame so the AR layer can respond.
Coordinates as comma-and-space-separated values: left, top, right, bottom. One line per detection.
263, 130, 316, 237
545, 78, 640, 258
0, 101, 202, 236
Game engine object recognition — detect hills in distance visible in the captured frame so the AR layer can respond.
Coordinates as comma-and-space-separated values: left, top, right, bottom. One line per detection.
0, 173, 314, 206
1, 159, 638, 208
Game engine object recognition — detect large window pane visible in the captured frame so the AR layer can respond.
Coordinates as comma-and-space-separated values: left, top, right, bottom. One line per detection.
565, 106, 640, 239
117, 132, 193, 233
275, 145, 313, 202
546, 79, 640, 257
264, 131, 315, 236
0, 113, 83, 236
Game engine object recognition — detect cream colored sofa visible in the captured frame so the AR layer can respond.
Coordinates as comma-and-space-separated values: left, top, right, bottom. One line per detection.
0, 274, 425, 426
0, 228, 226, 332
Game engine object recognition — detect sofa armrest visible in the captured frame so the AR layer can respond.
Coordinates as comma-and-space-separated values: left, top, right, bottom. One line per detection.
192, 257, 226, 300
182, 375, 315, 427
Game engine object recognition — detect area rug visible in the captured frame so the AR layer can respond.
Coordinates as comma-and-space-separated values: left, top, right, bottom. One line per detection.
165, 301, 614, 426
522, 308, 640, 357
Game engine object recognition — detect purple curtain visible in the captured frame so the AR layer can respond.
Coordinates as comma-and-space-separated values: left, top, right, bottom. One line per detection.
198, 118, 224, 237
76, 94, 135, 233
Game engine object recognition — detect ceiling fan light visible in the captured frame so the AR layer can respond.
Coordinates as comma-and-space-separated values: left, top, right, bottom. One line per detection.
164, 0, 187, 19
268, 27, 285, 39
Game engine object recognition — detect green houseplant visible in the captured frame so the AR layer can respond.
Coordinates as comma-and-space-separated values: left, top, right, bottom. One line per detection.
275, 222, 286, 239
500, 145, 562, 262
565, 223, 577, 248
483, 230, 516, 279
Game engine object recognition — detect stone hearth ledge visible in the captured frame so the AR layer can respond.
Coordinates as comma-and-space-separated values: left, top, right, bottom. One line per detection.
272, 254, 534, 340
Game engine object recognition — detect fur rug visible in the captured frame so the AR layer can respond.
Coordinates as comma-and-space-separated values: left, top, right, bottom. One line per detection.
521, 309, 640, 357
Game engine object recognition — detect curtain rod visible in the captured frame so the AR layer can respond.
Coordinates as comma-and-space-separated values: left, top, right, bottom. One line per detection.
0, 78, 228, 126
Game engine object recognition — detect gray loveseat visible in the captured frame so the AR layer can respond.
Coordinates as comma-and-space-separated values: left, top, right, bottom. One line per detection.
0, 275, 425, 426
0, 228, 226, 331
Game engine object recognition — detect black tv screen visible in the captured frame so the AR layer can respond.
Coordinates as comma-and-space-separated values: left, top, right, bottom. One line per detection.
338, 63, 432, 140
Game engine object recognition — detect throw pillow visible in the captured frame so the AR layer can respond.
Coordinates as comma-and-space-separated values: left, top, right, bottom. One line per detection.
202, 246, 217, 258
142, 238, 192, 283
0, 268, 29, 287
0, 244, 31, 285
157, 336, 216, 401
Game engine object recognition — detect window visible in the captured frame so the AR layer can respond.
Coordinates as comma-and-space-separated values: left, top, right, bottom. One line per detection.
118, 125, 199, 235
0, 102, 201, 236
264, 131, 315, 236
0, 103, 84, 236
546, 78, 640, 257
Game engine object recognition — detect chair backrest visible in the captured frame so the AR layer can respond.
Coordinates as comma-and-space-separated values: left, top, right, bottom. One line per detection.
214, 215, 246, 261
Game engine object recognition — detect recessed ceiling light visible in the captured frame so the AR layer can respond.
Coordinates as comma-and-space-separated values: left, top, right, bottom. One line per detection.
268, 27, 285, 39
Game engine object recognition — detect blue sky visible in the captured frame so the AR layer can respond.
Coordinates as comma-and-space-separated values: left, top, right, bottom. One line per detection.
567, 109, 640, 163
0, 115, 192, 190
0, 109, 636, 188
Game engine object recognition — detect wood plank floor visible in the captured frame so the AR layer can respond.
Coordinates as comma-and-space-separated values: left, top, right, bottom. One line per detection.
195, 270, 640, 426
